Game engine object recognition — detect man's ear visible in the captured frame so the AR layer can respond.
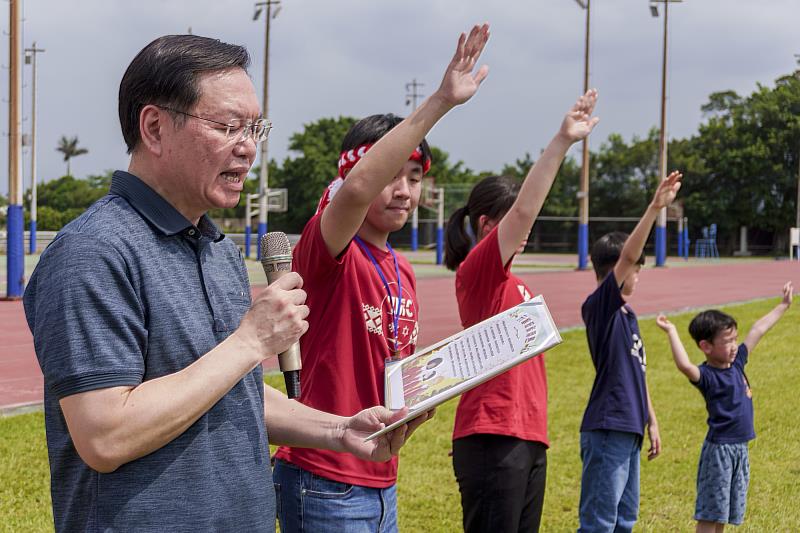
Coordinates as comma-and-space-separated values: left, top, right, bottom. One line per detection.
698, 339, 713, 356
138, 105, 165, 156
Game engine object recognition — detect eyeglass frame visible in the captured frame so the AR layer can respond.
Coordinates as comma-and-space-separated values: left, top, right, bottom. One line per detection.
156, 104, 272, 144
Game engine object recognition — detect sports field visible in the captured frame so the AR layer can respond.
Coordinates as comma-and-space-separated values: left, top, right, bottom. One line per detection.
1, 296, 797, 531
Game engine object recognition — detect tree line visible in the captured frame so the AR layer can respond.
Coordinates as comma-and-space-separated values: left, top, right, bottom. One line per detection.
2, 71, 798, 255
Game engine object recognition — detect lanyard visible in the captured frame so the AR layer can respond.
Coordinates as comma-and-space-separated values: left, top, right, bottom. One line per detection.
353, 235, 403, 356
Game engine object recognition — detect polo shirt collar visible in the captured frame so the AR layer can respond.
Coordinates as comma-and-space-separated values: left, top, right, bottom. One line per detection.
110, 170, 224, 242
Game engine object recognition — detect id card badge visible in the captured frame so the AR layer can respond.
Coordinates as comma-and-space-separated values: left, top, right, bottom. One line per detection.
384, 357, 405, 410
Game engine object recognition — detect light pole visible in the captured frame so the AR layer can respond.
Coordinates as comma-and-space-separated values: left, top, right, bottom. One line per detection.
6, 0, 23, 298
406, 78, 424, 252
650, 0, 682, 267
253, 0, 281, 259
574, 0, 591, 270
25, 42, 44, 256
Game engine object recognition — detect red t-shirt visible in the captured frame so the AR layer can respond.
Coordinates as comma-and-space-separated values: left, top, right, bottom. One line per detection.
451, 226, 549, 445
273, 213, 418, 488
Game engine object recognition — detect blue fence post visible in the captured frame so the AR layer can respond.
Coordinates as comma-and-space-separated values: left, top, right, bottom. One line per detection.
655, 225, 667, 267
7, 204, 25, 298
257, 222, 267, 260
29, 218, 37, 255
578, 223, 589, 270
244, 224, 251, 258
436, 226, 443, 266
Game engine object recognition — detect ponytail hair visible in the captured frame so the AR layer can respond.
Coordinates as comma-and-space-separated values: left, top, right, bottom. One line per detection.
443, 175, 519, 271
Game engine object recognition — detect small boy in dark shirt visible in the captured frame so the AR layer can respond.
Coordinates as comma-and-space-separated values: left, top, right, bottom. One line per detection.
577, 170, 682, 532
656, 282, 793, 532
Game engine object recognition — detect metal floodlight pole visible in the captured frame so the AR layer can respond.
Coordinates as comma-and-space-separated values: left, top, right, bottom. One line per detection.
575, 0, 591, 270
6, 0, 23, 298
254, 0, 280, 259
25, 42, 45, 256
406, 78, 424, 252
651, 0, 682, 267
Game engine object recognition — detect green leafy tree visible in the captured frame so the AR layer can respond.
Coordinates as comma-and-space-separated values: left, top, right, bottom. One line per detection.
56, 135, 89, 177
678, 71, 800, 253
32, 171, 112, 229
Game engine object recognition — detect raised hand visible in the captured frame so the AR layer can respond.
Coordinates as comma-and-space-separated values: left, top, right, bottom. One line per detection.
436, 24, 490, 107
781, 281, 793, 306
655, 313, 675, 333
559, 89, 600, 143
651, 170, 683, 209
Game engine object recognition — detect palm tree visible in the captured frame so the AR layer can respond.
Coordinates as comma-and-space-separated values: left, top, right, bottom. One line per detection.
56, 135, 89, 177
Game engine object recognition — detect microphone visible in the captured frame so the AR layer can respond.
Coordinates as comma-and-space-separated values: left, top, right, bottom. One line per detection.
260, 232, 302, 399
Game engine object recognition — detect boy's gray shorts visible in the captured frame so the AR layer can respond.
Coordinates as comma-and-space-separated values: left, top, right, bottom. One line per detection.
694, 440, 750, 525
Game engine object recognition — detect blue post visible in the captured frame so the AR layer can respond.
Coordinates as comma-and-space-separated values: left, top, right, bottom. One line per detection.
436, 227, 443, 265
683, 226, 689, 259
257, 222, 267, 260
410, 209, 418, 251
7, 204, 25, 298
244, 224, 252, 258
655, 225, 667, 267
29, 218, 37, 255
578, 223, 589, 270
677, 226, 683, 262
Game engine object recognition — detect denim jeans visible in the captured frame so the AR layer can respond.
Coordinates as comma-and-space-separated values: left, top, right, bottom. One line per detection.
578, 430, 642, 533
273, 459, 398, 533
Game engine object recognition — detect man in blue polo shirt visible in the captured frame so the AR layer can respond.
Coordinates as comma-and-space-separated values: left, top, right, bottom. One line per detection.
23, 35, 422, 533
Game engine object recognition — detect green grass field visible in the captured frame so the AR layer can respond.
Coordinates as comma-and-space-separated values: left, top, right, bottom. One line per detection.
1, 298, 797, 531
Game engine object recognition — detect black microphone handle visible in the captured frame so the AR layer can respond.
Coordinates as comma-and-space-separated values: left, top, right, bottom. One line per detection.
284, 370, 301, 399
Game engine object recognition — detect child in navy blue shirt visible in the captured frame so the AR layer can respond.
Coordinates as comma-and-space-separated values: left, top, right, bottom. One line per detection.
578, 170, 682, 532
656, 282, 793, 532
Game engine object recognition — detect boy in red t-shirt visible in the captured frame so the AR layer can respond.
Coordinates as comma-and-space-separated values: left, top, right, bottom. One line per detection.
443, 90, 599, 532
273, 24, 491, 533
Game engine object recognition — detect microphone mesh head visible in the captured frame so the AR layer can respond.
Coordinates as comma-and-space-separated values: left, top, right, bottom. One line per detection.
262, 232, 292, 258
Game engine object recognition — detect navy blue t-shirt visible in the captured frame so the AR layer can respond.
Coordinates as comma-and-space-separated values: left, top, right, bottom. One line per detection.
580, 272, 649, 436
23, 171, 275, 532
692, 343, 755, 444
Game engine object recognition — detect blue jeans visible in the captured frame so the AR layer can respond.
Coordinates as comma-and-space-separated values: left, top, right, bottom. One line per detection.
578, 430, 642, 533
273, 459, 398, 533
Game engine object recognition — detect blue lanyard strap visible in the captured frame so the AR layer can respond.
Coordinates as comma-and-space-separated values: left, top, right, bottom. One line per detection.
353, 235, 402, 355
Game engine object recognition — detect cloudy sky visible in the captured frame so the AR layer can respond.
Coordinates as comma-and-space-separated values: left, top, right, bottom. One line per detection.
0, 0, 798, 197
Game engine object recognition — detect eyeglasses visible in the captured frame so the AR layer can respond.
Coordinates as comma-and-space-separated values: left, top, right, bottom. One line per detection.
157, 105, 272, 144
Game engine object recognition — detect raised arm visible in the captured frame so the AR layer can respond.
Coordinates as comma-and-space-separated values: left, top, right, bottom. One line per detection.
743, 281, 793, 353
656, 313, 701, 382
496, 89, 599, 265
59, 274, 308, 473
613, 171, 682, 286
321, 24, 490, 257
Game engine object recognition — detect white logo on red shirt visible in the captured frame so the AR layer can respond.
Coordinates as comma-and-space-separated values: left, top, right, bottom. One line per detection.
363, 282, 417, 352
362, 304, 383, 335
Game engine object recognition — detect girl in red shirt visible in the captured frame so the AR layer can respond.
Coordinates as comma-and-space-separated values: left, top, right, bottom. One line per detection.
443, 89, 599, 532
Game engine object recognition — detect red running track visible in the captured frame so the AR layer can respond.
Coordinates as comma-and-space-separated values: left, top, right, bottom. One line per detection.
2, 260, 797, 410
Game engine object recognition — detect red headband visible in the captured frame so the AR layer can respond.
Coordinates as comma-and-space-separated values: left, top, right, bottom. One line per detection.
316, 143, 431, 214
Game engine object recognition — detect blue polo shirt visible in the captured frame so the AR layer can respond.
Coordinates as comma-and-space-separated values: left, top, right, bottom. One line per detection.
23, 171, 275, 532
580, 272, 649, 436
692, 344, 755, 444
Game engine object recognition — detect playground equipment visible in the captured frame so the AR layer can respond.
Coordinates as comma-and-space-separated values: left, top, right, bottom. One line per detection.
244, 188, 288, 258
